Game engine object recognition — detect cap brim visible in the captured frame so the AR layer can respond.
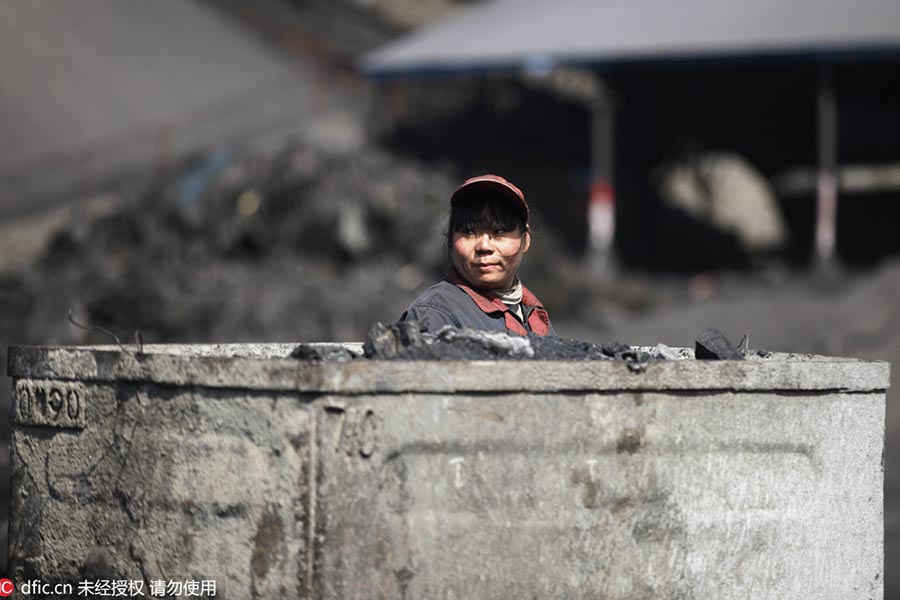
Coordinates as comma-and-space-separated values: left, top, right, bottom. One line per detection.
450, 179, 529, 220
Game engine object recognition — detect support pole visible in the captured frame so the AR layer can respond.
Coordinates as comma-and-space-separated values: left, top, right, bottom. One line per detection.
815, 64, 838, 266
588, 80, 616, 274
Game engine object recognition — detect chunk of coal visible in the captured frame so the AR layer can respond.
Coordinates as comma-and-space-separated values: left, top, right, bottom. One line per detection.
362, 320, 428, 359
527, 335, 621, 360
289, 344, 357, 362
652, 343, 683, 361
438, 327, 535, 359
695, 327, 744, 360
733, 334, 773, 359
528, 336, 652, 367
363, 321, 398, 358
364, 321, 534, 360
737, 333, 750, 356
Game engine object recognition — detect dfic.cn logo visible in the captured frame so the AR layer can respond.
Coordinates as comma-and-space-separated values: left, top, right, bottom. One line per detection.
0, 579, 13, 597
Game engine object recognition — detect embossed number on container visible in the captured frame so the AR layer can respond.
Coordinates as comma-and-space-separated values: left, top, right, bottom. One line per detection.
16, 383, 32, 421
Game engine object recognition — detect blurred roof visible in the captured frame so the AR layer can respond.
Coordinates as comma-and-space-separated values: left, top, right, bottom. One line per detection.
363, 0, 900, 77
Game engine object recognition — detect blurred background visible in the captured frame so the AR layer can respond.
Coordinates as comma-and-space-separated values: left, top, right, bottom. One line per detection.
1, 0, 898, 593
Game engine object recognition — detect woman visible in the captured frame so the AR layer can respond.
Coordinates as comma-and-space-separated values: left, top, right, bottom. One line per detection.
399, 174, 555, 336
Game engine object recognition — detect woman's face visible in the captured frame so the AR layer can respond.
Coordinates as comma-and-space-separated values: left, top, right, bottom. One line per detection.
451, 225, 530, 289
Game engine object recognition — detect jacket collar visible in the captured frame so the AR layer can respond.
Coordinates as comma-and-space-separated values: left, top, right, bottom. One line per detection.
447, 268, 551, 336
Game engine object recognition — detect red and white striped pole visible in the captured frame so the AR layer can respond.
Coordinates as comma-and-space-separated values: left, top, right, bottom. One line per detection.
588, 85, 616, 272
815, 64, 838, 267
589, 178, 615, 254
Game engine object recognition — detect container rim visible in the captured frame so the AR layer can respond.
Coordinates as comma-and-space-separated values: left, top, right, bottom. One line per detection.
7, 344, 891, 394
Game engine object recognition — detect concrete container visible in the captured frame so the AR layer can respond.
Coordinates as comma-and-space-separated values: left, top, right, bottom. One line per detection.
8, 344, 889, 599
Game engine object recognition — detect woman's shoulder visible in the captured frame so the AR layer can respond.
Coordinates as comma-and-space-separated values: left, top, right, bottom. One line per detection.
407, 279, 469, 306
400, 280, 471, 330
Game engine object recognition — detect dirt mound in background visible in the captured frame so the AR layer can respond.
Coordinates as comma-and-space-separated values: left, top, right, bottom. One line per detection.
3, 142, 455, 347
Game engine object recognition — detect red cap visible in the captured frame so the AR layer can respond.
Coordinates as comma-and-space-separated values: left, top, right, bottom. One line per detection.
450, 174, 529, 224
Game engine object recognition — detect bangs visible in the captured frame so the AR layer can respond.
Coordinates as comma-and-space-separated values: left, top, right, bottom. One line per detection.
450, 194, 526, 233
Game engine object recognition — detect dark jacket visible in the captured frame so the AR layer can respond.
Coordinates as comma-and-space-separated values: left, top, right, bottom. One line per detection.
399, 272, 555, 336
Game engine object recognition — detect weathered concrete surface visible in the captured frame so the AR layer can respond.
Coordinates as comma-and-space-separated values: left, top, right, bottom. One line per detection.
7, 344, 889, 599
10, 383, 315, 595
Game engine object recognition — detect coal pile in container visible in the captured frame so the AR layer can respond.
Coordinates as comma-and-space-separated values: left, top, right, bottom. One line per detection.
291, 322, 766, 365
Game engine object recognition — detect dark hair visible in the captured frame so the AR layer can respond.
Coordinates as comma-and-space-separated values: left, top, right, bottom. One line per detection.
445, 192, 528, 259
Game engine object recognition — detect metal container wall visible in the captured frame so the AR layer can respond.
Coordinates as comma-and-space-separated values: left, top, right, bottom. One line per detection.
7, 344, 889, 599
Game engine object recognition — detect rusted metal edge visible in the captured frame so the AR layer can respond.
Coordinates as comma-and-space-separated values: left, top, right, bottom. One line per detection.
7, 345, 891, 394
